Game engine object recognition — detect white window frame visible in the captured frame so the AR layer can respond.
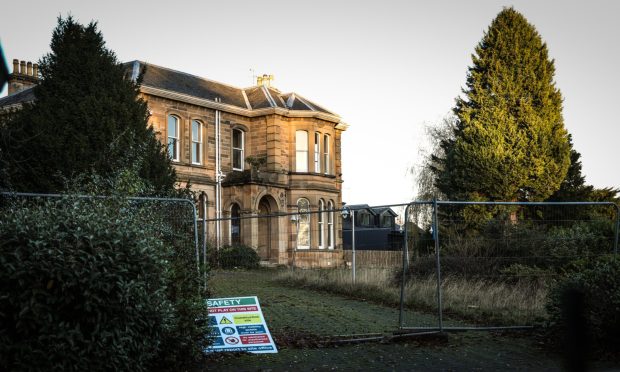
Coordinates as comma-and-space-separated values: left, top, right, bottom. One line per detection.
191, 120, 203, 165
323, 134, 330, 175
296, 130, 308, 172
167, 115, 180, 162
318, 199, 325, 249
296, 198, 310, 249
314, 132, 321, 173
232, 129, 244, 171
327, 200, 334, 249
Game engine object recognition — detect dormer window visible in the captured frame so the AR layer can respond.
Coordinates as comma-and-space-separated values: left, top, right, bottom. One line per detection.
381, 213, 393, 228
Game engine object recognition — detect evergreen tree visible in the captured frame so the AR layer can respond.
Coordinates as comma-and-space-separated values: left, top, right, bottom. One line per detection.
436, 7, 570, 202
547, 135, 593, 202
0, 16, 175, 194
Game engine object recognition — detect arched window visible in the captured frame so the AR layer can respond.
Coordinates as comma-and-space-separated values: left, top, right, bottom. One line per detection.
296, 130, 308, 172
230, 203, 241, 245
167, 115, 180, 161
232, 129, 244, 171
327, 200, 334, 249
297, 198, 310, 249
314, 132, 321, 173
191, 120, 203, 165
318, 199, 325, 249
323, 134, 330, 175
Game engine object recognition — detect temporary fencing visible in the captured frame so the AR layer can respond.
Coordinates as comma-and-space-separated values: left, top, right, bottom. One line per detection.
206, 203, 409, 278
400, 200, 620, 332
207, 199, 619, 336
15, 192, 612, 338
0, 192, 206, 290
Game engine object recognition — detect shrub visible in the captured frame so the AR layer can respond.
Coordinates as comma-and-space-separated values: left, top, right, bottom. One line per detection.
0, 195, 208, 371
217, 245, 260, 269
546, 255, 620, 352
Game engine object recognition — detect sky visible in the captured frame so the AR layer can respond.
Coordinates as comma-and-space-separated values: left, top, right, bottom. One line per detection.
1, 0, 618, 206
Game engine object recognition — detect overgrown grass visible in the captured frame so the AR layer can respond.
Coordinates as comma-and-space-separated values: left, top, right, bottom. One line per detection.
275, 268, 548, 325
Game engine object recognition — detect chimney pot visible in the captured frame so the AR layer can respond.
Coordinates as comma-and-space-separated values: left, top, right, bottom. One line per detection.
27, 62, 33, 76
20, 60, 26, 75
12, 59, 19, 74
33, 63, 39, 77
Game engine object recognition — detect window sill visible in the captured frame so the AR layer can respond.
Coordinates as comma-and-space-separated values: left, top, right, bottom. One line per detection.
295, 248, 337, 251
290, 172, 337, 179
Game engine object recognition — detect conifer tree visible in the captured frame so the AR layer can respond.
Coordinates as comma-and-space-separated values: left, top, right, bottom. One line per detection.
0, 16, 176, 194
547, 135, 593, 202
436, 7, 570, 202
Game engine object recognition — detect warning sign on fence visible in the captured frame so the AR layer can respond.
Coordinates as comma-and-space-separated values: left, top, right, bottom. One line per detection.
205, 296, 278, 354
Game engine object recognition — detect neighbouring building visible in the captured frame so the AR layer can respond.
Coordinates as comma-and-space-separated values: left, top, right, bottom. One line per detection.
0, 59, 349, 267
342, 205, 402, 251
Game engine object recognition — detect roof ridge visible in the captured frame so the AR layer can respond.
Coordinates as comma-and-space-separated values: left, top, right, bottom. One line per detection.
131, 60, 246, 91
292, 94, 316, 111
289, 92, 337, 116
261, 85, 277, 108
241, 89, 252, 110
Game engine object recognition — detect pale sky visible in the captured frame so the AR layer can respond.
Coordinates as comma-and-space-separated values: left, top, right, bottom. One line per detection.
1, 0, 618, 206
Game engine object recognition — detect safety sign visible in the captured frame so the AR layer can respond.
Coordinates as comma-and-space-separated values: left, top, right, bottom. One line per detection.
205, 296, 278, 354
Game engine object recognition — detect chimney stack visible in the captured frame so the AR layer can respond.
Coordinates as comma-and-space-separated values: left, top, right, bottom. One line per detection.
7, 58, 40, 96
256, 74, 274, 88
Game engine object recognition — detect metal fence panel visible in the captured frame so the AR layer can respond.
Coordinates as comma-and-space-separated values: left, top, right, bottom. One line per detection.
400, 200, 619, 331
0, 192, 205, 290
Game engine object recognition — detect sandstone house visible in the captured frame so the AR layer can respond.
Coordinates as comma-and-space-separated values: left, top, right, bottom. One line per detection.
1, 59, 349, 267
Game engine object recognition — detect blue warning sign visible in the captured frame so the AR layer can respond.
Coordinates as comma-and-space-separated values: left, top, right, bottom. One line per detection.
236, 325, 266, 335
221, 326, 236, 335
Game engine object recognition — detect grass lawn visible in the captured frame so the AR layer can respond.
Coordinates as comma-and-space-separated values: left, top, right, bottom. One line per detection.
202, 269, 567, 371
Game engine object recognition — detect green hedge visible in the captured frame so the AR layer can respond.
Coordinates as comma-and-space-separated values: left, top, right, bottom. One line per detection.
217, 245, 261, 269
0, 196, 208, 371
547, 254, 620, 352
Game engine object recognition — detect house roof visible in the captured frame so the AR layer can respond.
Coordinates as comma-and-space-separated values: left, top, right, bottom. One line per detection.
128, 61, 337, 116
345, 204, 398, 217
1, 62, 346, 127
373, 207, 398, 217
0, 87, 35, 107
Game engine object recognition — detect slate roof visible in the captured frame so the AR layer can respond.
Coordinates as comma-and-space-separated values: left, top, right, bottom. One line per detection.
1, 62, 339, 118
245, 86, 272, 109
373, 207, 398, 217
128, 61, 337, 115
345, 204, 398, 216
0, 87, 35, 107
